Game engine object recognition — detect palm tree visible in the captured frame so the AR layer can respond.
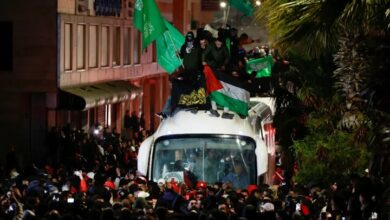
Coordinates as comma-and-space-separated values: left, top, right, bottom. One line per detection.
257, 0, 390, 183
333, 28, 370, 130
257, 0, 389, 58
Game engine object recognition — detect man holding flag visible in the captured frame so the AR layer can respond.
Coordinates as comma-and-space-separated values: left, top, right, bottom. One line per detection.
179, 31, 203, 81
171, 31, 207, 113
134, 0, 209, 116
133, 0, 252, 117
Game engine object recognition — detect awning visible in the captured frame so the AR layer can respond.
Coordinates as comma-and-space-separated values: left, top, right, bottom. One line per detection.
58, 81, 141, 110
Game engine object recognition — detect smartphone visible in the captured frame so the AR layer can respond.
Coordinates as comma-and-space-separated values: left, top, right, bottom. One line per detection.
52, 194, 60, 202
295, 203, 301, 211
8, 204, 14, 212
67, 197, 74, 203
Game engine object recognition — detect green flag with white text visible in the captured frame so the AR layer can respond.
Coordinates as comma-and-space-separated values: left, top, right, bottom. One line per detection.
156, 19, 185, 74
246, 56, 274, 78
133, 0, 167, 49
229, 0, 254, 17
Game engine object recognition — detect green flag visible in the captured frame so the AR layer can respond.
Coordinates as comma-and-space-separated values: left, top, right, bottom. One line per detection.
246, 56, 274, 78
156, 19, 185, 74
229, 0, 254, 17
225, 38, 231, 55
133, 0, 167, 49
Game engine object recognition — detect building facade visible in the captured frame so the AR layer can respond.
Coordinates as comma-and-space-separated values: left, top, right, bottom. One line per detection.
0, 0, 205, 165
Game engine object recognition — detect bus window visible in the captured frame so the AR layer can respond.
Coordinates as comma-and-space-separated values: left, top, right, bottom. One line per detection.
152, 135, 257, 189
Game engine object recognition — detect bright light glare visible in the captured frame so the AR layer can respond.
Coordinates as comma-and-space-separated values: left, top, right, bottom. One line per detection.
93, 129, 99, 135
255, 0, 261, 6
220, 1, 227, 8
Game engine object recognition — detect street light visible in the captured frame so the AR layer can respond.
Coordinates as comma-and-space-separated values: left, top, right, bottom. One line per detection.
255, 0, 261, 6
219, 1, 229, 26
220, 1, 227, 8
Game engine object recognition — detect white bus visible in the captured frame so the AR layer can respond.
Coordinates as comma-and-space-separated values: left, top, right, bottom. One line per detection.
137, 109, 269, 187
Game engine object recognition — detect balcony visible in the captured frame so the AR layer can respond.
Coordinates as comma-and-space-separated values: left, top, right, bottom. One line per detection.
58, 13, 164, 88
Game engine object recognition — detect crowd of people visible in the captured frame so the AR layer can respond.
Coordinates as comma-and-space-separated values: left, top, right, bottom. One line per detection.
0, 130, 387, 220
0, 24, 388, 220
161, 24, 282, 118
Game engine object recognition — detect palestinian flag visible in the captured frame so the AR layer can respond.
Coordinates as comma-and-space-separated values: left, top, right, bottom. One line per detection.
203, 65, 250, 116
204, 65, 223, 95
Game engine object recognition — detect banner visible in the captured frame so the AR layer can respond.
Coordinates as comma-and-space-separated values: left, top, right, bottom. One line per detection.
156, 19, 185, 74
133, 0, 167, 49
229, 0, 254, 17
246, 56, 274, 78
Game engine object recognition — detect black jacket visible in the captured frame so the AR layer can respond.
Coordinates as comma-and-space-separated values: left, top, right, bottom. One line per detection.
202, 43, 230, 69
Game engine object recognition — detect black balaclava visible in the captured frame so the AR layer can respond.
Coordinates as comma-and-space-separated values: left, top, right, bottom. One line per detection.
185, 31, 195, 53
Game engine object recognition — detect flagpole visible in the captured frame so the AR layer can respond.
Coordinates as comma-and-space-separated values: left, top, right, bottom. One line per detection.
166, 31, 185, 69
224, 5, 231, 27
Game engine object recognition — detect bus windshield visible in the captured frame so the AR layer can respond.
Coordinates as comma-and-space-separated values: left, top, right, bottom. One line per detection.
152, 135, 257, 189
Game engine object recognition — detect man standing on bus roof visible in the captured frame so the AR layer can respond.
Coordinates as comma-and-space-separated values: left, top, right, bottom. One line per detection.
222, 160, 249, 189
179, 31, 203, 81
202, 37, 230, 71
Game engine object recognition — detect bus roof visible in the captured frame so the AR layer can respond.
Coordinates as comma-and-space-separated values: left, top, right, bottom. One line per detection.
153, 110, 255, 139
